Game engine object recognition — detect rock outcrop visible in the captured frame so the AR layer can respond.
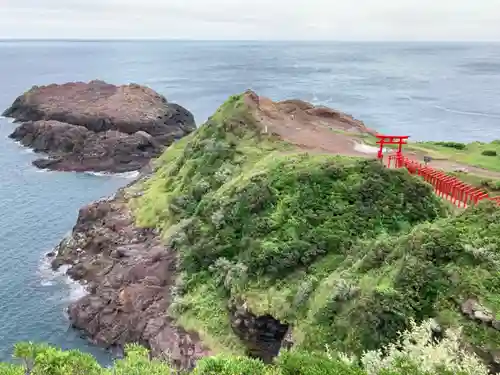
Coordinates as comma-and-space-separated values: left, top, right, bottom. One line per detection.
50, 172, 210, 369
229, 301, 291, 363
3, 80, 195, 173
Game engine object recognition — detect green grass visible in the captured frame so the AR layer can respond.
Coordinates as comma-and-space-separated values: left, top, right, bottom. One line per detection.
347, 130, 500, 173
413, 141, 500, 172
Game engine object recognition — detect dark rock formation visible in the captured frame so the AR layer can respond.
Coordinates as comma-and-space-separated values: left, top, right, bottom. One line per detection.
3, 80, 195, 173
51, 173, 210, 369
229, 300, 290, 363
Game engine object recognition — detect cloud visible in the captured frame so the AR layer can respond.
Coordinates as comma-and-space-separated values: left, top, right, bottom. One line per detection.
0, 0, 499, 40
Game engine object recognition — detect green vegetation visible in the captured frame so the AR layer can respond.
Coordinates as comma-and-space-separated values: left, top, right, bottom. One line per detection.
482, 149, 498, 157
431, 141, 467, 150
131, 93, 447, 355
130, 93, 500, 371
410, 141, 500, 172
3, 93, 500, 374
0, 322, 489, 375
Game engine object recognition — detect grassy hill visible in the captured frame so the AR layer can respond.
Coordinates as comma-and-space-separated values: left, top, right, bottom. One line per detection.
130, 92, 447, 356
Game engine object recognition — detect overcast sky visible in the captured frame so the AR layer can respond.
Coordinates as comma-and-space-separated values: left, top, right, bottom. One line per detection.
1, 0, 499, 40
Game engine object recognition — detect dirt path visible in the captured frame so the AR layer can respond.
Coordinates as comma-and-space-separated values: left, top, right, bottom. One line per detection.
244, 91, 500, 181
245, 91, 375, 158
404, 150, 500, 179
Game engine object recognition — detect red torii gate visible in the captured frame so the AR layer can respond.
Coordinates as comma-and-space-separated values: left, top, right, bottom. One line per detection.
376, 134, 409, 167
374, 133, 499, 208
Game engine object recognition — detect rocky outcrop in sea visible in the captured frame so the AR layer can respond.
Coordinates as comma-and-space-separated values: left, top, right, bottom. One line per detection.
2, 80, 195, 173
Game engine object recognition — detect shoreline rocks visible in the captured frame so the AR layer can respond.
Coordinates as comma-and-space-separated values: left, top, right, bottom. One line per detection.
50, 173, 210, 369
3, 80, 195, 173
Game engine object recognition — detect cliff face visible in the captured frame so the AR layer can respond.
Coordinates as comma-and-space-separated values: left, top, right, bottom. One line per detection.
3, 80, 195, 173
49, 167, 210, 370
51, 91, 500, 372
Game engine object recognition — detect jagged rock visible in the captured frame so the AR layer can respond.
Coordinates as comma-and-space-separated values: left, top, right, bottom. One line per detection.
3, 81, 195, 173
51, 181, 210, 369
475, 310, 494, 325
492, 320, 500, 331
461, 298, 494, 324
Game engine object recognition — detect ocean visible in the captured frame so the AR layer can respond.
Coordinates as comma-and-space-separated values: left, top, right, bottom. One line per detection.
0, 40, 499, 362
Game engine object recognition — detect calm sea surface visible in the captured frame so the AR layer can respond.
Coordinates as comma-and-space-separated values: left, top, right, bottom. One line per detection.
0, 40, 499, 362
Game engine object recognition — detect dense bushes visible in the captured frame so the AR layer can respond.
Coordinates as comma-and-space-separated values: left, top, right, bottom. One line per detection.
1, 319, 489, 375
480, 178, 500, 191
297, 201, 500, 358
176, 155, 444, 279
431, 141, 467, 150
481, 149, 497, 156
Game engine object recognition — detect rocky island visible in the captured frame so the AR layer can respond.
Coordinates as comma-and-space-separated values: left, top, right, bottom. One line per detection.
4, 91, 500, 375
2, 80, 196, 173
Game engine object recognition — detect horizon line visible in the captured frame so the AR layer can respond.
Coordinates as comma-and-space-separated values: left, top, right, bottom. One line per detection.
1, 38, 499, 43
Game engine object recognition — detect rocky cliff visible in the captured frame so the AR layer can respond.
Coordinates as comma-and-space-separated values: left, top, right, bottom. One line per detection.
3, 80, 195, 173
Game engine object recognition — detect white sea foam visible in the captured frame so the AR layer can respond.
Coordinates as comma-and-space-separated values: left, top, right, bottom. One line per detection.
0, 115, 15, 124
84, 170, 140, 179
38, 249, 88, 302
34, 168, 55, 174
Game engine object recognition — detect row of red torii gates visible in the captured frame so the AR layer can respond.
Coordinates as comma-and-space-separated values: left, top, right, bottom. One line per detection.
376, 134, 500, 208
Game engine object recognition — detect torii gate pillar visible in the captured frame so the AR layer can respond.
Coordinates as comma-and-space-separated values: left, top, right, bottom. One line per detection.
376, 134, 409, 160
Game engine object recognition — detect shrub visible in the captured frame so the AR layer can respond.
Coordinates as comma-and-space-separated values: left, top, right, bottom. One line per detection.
432, 142, 466, 150
277, 350, 365, 375
480, 179, 500, 191
192, 355, 270, 374
481, 149, 497, 156
360, 319, 488, 375
177, 156, 444, 279
0, 335, 490, 375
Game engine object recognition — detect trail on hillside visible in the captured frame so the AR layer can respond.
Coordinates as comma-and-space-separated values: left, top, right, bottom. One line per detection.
244, 91, 500, 180
244, 91, 374, 157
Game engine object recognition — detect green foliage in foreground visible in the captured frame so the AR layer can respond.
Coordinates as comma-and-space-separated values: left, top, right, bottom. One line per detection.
0, 321, 490, 375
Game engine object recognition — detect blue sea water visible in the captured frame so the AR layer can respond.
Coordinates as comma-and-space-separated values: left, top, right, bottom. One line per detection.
0, 40, 500, 362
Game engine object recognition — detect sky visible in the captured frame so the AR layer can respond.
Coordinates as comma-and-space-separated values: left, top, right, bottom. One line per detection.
0, 0, 499, 41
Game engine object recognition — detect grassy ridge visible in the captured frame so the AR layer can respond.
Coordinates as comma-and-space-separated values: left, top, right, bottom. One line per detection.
131, 93, 447, 355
